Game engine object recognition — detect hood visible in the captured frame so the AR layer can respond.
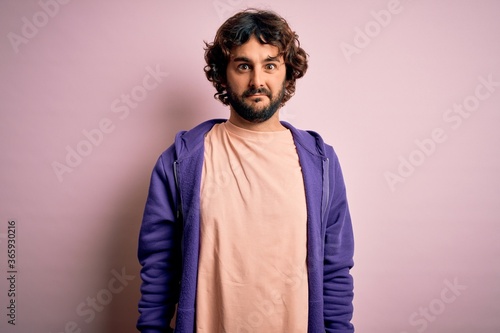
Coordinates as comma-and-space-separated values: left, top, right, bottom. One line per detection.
173, 118, 328, 161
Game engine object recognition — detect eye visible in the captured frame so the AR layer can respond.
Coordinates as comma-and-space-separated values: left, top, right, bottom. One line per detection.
237, 64, 251, 71
265, 63, 277, 70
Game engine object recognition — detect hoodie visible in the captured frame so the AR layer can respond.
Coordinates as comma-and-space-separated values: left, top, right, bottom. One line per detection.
137, 119, 354, 333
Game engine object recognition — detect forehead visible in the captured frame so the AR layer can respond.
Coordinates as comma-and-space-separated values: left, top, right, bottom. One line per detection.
229, 35, 282, 62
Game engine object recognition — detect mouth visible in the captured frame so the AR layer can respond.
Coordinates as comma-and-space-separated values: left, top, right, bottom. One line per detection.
244, 89, 271, 99
245, 93, 270, 101
246, 95, 268, 104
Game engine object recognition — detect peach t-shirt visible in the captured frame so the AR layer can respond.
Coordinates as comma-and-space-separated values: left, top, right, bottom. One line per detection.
196, 121, 308, 332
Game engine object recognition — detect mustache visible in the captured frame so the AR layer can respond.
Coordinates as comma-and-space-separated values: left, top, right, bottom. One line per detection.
242, 88, 272, 98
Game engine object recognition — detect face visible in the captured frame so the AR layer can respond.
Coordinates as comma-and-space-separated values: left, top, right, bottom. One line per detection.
225, 35, 287, 125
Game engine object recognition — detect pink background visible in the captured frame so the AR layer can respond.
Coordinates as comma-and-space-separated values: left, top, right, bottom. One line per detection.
1, 0, 499, 332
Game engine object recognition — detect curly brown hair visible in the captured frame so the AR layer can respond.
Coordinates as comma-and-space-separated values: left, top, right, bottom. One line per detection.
204, 9, 308, 106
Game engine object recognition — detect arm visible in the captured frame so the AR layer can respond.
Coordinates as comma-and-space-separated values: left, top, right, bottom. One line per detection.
137, 148, 182, 333
323, 148, 355, 332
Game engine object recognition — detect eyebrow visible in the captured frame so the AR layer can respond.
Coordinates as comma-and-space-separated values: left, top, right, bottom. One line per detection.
232, 55, 281, 63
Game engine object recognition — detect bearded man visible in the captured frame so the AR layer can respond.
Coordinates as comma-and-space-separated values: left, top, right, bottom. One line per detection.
137, 9, 355, 333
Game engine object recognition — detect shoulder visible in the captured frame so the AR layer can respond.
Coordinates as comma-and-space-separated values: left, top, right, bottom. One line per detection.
281, 121, 339, 162
158, 118, 227, 161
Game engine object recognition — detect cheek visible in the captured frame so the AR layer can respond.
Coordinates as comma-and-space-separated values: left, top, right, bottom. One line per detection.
227, 75, 246, 92
271, 75, 287, 92
224, 70, 236, 88
274, 70, 287, 85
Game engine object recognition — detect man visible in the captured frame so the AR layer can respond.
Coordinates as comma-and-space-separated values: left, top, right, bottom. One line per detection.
137, 9, 354, 333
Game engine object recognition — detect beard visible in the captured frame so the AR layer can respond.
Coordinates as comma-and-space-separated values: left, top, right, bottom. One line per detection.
226, 81, 286, 123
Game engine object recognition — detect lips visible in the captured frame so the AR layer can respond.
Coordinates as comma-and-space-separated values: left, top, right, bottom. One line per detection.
243, 89, 271, 99
244, 93, 270, 100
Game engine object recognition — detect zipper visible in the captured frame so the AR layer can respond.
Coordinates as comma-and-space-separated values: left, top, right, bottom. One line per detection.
322, 157, 330, 223
173, 161, 183, 223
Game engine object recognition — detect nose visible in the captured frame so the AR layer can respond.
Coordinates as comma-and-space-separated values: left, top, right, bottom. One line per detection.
250, 68, 264, 88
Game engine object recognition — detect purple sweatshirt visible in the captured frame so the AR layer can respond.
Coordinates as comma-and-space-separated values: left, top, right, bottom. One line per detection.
137, 119, 354, 332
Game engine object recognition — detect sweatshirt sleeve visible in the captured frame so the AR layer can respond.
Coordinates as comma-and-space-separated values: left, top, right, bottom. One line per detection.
137, 147, 181, 333
323, 146, 355, 333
